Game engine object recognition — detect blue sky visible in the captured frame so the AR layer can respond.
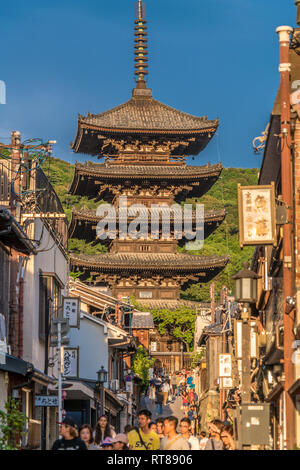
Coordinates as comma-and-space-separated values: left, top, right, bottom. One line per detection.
0, 0, 296, 168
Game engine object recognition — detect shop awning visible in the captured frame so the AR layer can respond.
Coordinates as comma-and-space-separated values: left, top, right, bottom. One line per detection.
104, 388, 124, 416
0, 353, 30, 375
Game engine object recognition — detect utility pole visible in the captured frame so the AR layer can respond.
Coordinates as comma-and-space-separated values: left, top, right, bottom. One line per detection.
276, 25, 295, 450
241, 304, 251, 403
57, 319, 62, 423
50, 315, 70, 425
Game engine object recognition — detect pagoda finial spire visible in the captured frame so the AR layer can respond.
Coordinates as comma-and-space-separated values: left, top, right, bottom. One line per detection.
134, 0, 148, 88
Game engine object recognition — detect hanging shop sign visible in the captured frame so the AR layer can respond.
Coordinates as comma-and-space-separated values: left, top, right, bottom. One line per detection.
220, 377, 233, 389
238, 183, 276, 247
63, 347, 79, 378
219, 353, 232, 378
35, 395, 58, 407
62, 297, 80, 328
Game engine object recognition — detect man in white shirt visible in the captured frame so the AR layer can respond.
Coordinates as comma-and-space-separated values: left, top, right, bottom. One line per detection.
160, 416, 190, 451
179, 418, 200, 450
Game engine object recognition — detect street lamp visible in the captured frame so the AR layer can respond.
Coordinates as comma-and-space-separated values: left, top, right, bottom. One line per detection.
232, 261, 260, 306
232, 262, 260, 404
96, 366, 108, 417
97, 366, 108, 385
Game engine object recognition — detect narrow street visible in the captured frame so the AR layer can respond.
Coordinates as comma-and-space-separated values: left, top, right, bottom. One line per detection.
141, 395, 184, 421
1, 0, 300, 454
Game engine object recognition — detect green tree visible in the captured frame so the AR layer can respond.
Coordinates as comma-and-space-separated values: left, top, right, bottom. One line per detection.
132, 346, 155, 393
68, 238, 108, 254
0, 398, 28, 450
151, 307, 197, 352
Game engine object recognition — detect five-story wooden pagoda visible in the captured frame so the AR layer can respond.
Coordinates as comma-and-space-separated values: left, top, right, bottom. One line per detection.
69, 0, 229, 308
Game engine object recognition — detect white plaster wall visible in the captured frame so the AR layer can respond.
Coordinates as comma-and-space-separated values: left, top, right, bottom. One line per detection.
22, 219, 68, 371
68, 314, 109, 382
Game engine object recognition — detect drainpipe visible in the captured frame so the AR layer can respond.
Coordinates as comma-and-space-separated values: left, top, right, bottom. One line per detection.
276, 25, 295, 450
18, 258, 28, 358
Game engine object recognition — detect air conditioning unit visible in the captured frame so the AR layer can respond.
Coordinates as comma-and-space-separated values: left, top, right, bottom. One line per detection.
110, 379, 119, 392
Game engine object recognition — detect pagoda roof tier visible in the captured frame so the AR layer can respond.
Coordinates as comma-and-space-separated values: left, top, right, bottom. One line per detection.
69, 207, 226, 241
71, 90, 218, 157
69, 162, 223, 199
70, 253, 229, 280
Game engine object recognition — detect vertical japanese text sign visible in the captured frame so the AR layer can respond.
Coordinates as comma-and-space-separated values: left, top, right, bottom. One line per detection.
62, 297, 80, 328
63, 348, 79, 378
238, 183, 276, 247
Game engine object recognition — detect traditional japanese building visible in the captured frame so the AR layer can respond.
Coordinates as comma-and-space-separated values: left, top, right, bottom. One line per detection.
69, 0, 228, 309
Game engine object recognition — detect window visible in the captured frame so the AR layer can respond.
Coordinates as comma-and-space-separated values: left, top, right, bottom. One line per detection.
0, 159, 11, 202
39, 274, 62, 341
0, 248, 9, 324
139, 245, 150, 252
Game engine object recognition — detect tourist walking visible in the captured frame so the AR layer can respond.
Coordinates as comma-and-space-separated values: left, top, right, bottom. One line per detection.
149, 382, 156, 407
199, 431, 208, 450
171, 373, 177, 399
160, 416, 190, 450
155, 386, 164, 415
204, 420, 224, 450
221, 425, 235, 450
52, 417, 87, 451
100, 437, 114, 450
128, 409, 160, 450
179, 418, 200, 450
181, 390, 189, 417
111, 434, 129, 450
149, 422, 157, 433
94, 415, 116, 446
175, 373, 181, 396
79, 424, 99, 450
161, 379, 171, 405
156, 418, 165, 441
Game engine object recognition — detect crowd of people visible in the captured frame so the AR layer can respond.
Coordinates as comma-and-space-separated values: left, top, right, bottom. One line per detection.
148, 370, 200, 431
51, 368, 238, 451
52, 406, 235, 451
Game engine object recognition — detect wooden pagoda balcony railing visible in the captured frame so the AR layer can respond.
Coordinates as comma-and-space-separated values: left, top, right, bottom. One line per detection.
104, 154, 186, 166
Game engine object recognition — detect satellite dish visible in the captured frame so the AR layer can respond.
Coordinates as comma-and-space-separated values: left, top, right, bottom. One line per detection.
0, 314, 6, 343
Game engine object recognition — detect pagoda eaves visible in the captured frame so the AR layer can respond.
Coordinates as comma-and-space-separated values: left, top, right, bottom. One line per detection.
68, 207, 226, 242
71, 91, 218, 158
69, 162, 223, 200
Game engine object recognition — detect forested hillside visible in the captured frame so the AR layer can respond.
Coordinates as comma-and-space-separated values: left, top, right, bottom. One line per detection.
46, 157, 258, 302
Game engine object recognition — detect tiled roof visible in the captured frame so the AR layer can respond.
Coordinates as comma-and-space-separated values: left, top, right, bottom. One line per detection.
131, 312, 154, 329
73, 161, 222, 179
137, 299, 211, 310
70, 207, 226, 222
76, 93, 218, 132
70, 253, 229, 271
